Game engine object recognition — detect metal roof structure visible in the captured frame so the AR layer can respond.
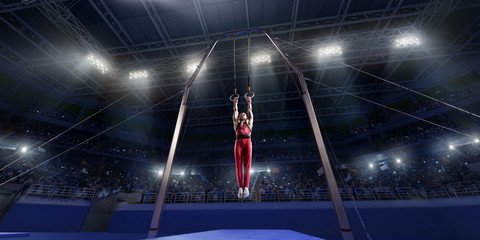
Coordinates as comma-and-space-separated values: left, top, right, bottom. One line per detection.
1, 0, 479, 144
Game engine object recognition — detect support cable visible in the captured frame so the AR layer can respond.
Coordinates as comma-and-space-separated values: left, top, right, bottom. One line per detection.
245, 30, 254, 98
285, 66, 372, 240
275, 38, 480, 121
0, 93, 130, 172
305, 78, 475, 139
229, 33, 239, 101
0, 90, 184, 187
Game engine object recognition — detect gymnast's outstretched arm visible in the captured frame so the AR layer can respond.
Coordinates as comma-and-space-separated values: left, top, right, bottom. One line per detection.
246, 96, 253, 129
232, 96, 239, 130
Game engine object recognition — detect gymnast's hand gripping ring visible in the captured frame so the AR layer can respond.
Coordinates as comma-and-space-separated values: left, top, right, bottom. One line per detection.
229, 93, 240, 101
244, 91, 255, 99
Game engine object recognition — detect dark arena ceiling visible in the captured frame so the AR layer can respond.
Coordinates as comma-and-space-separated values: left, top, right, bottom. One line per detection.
0, 0, 480, 164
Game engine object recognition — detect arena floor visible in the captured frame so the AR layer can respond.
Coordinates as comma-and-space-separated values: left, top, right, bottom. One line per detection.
0, 230, 324, 240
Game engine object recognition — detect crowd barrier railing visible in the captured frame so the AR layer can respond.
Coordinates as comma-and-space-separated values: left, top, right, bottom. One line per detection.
24, 181, 480, 203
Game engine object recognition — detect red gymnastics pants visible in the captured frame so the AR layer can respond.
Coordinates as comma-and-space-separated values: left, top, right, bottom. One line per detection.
234, 138, 252, 188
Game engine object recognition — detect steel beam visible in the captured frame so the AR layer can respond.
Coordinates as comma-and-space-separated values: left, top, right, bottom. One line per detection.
264, 30, 355, 240
147, 28, 220, 239
88, 0, 153, 106
106, 1, 436, 57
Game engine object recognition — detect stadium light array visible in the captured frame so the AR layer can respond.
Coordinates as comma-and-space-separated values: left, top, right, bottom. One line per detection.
251, 54, 271, 65
86, 54, 109, 73
318, 45, 342, 57
129, 70, 148, 80
394, 35, 420, 48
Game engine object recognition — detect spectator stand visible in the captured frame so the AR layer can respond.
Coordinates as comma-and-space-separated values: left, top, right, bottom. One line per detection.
354, 188, 376, 200
395, 187, 421, 200
447, 181, 480, 197
374, 187, 398, 200
420, 184, 452, 199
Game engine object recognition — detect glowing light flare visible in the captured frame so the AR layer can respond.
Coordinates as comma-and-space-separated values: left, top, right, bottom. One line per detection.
449, 145, 455, 150
250, 169, 255, 174
21, 147, 28, 153
129, 70, 148, 80
156, 169, 163, 176
318, 45, 342, 57
396, 158, 402, 164
180, 171, 185, 176
369, 163, 374, 169
395, 35, 420, 48
86, 54, 109, 73
251, 54, 271, 65
474, 138, 479, 143
186, 63, 207, 73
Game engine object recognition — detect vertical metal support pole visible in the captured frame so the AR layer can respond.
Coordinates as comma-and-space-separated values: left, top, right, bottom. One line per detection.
264, 32, 354, 240
147, 36, 221, 239
148, 28, 354, 239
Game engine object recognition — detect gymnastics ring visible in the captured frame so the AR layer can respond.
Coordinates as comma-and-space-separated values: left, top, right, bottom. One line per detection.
244, 91, 255, 99
229, 93, 240, 101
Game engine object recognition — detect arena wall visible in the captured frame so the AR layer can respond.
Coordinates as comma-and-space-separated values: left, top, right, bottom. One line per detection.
0, 197, 91, 232
108, 197, 480, 240
1, 196, 479, 240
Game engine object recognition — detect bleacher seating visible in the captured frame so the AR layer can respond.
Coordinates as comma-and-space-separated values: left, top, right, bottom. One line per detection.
207, 191, 223, 203
260, 190, 276, 202
354, 188, 376, 200
277, 190, 295, 201
189, 192, 205, 203
296, 189, 315, 201
374, 187, 398, 200
447, 181, 480, 197
395, 187, 420, 200
174, 192, 190, 203
421, 184, 452, 199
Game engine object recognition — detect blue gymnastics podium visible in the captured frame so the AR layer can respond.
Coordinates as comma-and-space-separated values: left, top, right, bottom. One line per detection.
0, 232, 30, 238
149, 229, 325, 240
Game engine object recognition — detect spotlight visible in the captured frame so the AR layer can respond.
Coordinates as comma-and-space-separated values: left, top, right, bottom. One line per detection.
394, 35, 420, 48
318, 45, 342, 57
449, 145, 455, 150
180, 171, 185, 176
267, 168, 271, 173
396, 158, 401, 164
250, 169, 254, 174
157, 169, 163, 176
86, 54, 109, 73
251, 54, 271, 65
21, 147, 28, 153
474, 138, 479, 143
369, 163, 373, 169
129, 70, 148, 80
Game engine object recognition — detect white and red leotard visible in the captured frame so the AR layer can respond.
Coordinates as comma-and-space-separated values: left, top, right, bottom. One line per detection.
234, 122, 252, 189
